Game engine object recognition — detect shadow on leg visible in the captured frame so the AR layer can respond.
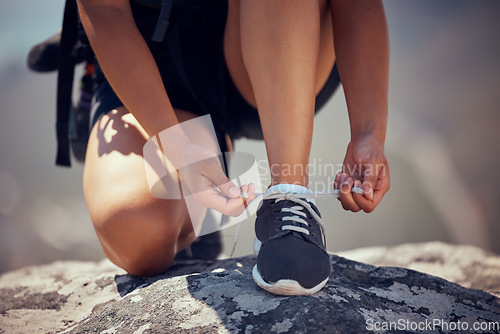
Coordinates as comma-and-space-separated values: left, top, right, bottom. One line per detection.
83, 107, 206, 276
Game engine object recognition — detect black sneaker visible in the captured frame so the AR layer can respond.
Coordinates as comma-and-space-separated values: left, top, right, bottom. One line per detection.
175, 230, 222, 261
27, 32, 61, 72
252, 192, 331, 295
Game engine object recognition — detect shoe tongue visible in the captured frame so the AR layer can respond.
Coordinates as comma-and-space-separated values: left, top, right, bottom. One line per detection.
266, 184, 316, 205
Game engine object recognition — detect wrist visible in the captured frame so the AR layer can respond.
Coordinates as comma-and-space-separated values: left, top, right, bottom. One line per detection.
153, 125, 192, 168
347, 101, 388, 147
350, 123, 386, 147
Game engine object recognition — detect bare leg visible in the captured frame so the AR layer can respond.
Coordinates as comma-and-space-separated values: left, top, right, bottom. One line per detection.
224, 1, 337, 295
225, 0, 334, 187
83, 107, 218, 276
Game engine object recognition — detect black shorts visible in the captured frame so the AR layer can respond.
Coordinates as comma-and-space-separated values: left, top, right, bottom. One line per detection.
92, 0, 340, 145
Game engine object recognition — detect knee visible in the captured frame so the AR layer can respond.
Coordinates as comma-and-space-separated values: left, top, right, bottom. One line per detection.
118, 240, 176, 277
91, 201, 195, 277
116, 227, 177, 276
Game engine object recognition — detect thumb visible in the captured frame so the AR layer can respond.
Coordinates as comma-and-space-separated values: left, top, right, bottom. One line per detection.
362, 168, 378, 201
207, 165, 240, 199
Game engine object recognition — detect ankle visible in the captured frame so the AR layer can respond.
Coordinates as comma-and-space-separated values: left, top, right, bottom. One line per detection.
268, 183, 310, 193
267, 183, 316, 205
270, 178, 309, 188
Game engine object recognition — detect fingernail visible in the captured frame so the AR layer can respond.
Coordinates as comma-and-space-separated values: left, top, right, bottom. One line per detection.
355, 180, 362, 188
229, 186, 240, 197
341, 179, 350, 193
363, 183, 373, 199
341, 173, 347, 183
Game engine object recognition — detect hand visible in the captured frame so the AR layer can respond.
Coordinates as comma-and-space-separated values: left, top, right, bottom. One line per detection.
174, 141, 257, 217
334, 134, 390, 213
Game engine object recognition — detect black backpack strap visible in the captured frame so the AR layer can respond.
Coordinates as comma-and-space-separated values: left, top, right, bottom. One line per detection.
151, 0, 173, 42
56, 0, 78, 167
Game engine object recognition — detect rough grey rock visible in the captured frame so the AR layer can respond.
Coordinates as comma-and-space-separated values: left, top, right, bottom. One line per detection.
338, 241, 500, 298
0, 243, 499, 334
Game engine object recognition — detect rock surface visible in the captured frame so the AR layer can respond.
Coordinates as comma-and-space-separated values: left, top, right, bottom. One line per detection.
0, 242, 499, 334
338, 241, 500, 298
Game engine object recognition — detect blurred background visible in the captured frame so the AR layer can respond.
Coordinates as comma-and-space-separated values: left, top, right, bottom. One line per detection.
0, 0, 499, 273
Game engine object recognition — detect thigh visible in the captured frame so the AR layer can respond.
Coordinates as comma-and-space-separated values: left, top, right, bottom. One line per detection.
224, 0, 335, 108
83, 107, 204, 274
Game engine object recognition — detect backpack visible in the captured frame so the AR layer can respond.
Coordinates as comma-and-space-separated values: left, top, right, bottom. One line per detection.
27, 0, 175, 167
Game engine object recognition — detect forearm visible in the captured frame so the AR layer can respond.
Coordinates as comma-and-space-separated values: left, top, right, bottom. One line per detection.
77, 0, 184, 138
331, 0, 389, 145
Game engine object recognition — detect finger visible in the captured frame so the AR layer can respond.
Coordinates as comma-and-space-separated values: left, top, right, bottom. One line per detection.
352, 179, 375, 213
371, 165, 391, 209
225, 194, 253, 216
339, 173, 348, 192
334, 172, 342, 190
362, 181, 374, 201
362, 163, 380, 201
246, 183, 257, 202
218, 184, 257, 216
240, 184, 250, 198
335, 172, 347, 201
240, 184, 248, 197
339, 177, 361, 212
240, 184, 249, 208
202, 182, 259, 216
344, 164, 361, 181
199, 188, 246, 216
219, 180, 240, 198
240, 183, 258, 211
338, 172, 348, 192
249, 182, 256, 195
242, 183, 258, 211
355, 164, 390, 213
206, 164, 240, 199
192, 187, 229, 210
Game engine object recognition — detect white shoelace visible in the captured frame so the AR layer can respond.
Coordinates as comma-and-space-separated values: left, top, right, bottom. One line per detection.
229, 187, 364, 257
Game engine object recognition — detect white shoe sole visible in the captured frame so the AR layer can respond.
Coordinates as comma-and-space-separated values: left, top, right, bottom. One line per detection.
253, 237, 262, 255
252, 265, 328, 296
